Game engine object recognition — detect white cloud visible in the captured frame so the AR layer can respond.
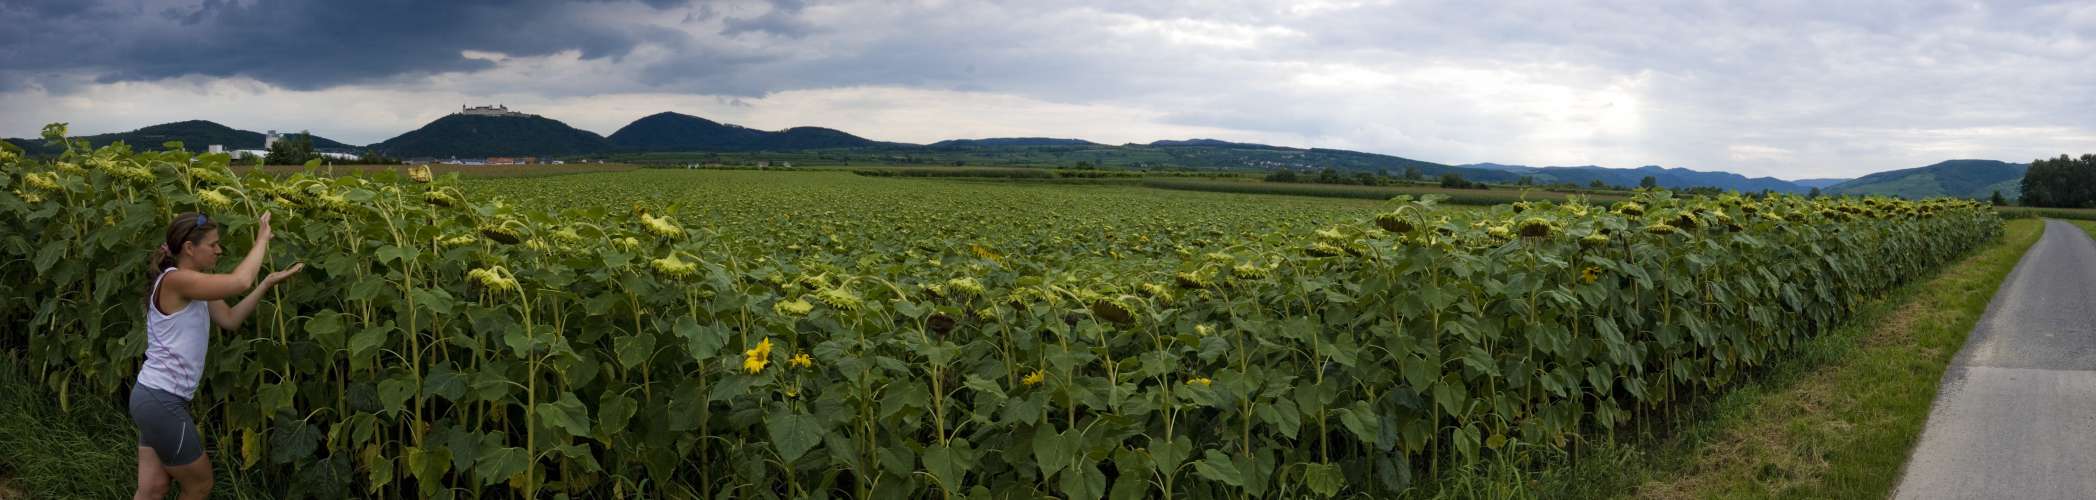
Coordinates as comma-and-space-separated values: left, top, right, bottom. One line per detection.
6, 0, 2096, 179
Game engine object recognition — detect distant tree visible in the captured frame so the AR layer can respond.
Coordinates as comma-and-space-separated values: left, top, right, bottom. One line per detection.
1990, 190, 2008, 206
1808, 186, 1822, 198
1517, 175, 1534, 186
265, 133, 315, 165
2019, 154, 2096, 208
1316, 168, 1343, 184
1639, 175, 1658, 190
1439, 173, 1475, 189
1264, 170, 1299, 182
1403, 166, 1424, 181
1589, 179, 1607, 189
356, 150, 400, 164
1354, 171, 1378, 186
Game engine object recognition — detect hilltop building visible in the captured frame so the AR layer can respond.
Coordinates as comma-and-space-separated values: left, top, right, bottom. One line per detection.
458, 104, 530, 117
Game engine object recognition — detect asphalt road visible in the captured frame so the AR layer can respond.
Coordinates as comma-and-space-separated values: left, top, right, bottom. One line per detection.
1896, 220, 2096, 499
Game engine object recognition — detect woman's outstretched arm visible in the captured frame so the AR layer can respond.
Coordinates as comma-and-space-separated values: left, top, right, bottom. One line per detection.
209, 263, 304, 332
166, 212, 277, 301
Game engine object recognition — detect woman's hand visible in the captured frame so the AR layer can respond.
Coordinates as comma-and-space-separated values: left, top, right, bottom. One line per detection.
264, 262, 304, 286
256, 211, 275, 242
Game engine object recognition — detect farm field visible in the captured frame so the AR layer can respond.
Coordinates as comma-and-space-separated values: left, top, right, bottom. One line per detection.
1139, 177, 1632, 205
0, 142, 2006, 498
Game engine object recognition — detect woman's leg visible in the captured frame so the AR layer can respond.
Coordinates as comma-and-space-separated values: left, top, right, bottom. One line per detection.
134, 446, 170, 500
163, 452, 213, 500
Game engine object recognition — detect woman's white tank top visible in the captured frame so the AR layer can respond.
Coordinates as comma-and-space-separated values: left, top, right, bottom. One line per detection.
138, 267, 209, 399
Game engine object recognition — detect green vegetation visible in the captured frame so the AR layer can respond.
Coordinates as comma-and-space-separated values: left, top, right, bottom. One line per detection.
6, 120, 354, 157
0, 124, 2005, 498
1996, 206, 2096, 221
1570, 218, 2042, 498
2016, 153, 2096, 208
1139, 177, 1629, 205
608, 112, 882, 152
1825, 159, 2028, 200
0, 353, 273, 499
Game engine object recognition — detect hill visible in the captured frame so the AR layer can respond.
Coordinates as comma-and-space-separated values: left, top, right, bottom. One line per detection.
931, 138, 1100, 147
5, 120, 355, 156
373, 113, 612, 158
1789, 178, 1851, 189
606, 112, 883, 152
1457, 163, 1809, 192
1824, 160, 2028, 200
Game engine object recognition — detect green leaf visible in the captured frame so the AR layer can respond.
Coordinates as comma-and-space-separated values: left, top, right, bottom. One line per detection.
767, 412, 824, 463
922, 443, 966, 491
424, 364, 467, 402
594, 393, 637, 443
1194, 450, 1245, 487
270, 421, 320, 465
1303, 462, 1343, 497
378, 377, 416, 415
474, 447, 530, 487
1150, 435, 1192, 472
1058, 460, 1107, 500
614, 331, 656, 369
677, 317, 726, 362
1034, 425, 1073, 478
349, 326, 389, 360
534, 392, 592, 438
404, 446, 453, 495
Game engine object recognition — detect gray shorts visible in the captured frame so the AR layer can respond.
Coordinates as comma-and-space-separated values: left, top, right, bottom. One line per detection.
129, 383, 203, 466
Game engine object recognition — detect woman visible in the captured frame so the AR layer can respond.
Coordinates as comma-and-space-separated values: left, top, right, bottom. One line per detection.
132, 211, 303, 500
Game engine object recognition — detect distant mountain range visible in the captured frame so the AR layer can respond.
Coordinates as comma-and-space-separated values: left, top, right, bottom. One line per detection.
1458, 163, 1809, 193
1823, 160, 2027, 200
2, 113, 2048, 201
607, 112, 890, 152
1789, 178, 1851, 189
930, 137, 1100, 147
3, 120, 354, 156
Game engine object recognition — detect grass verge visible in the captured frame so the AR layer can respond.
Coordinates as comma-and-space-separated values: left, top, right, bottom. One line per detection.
1524, 218, 2046, 498
0, 352, 269, 499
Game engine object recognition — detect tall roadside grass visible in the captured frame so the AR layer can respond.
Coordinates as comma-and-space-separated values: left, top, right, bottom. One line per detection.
0, 353, 269, 499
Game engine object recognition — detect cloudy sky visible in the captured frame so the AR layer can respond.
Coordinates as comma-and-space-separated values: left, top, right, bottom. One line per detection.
3, 0, 2093, 179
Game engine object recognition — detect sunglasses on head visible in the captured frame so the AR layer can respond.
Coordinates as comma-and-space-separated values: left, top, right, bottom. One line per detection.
174, 214, 209, 253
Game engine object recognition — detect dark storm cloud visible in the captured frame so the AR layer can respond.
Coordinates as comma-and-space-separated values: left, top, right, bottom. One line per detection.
0, 0, 686, 91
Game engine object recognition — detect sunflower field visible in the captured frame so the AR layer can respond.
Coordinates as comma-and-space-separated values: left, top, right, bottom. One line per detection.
0, 125, 2002, 498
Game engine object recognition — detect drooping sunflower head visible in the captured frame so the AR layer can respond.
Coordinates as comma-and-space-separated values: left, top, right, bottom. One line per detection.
650, 255, 699, 279
198, 189, 234, 210
478, 223, 523, 245
1231, 263, 1270, 280
1375, 211, 1416, 233
772, 298, 814, 317
1305, 241, 1346, 257
1174, 271, 1214, 289
1089, 296, 1138, 325
1614, 202, 1646, 217
815, 287, 864, 312
467, 267, 519, 292
425, 191, 459, 208
407, 165, 434, 184
1516, 218, 1555, 238
639, 212, 686, 239
945, 277, 986, 297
